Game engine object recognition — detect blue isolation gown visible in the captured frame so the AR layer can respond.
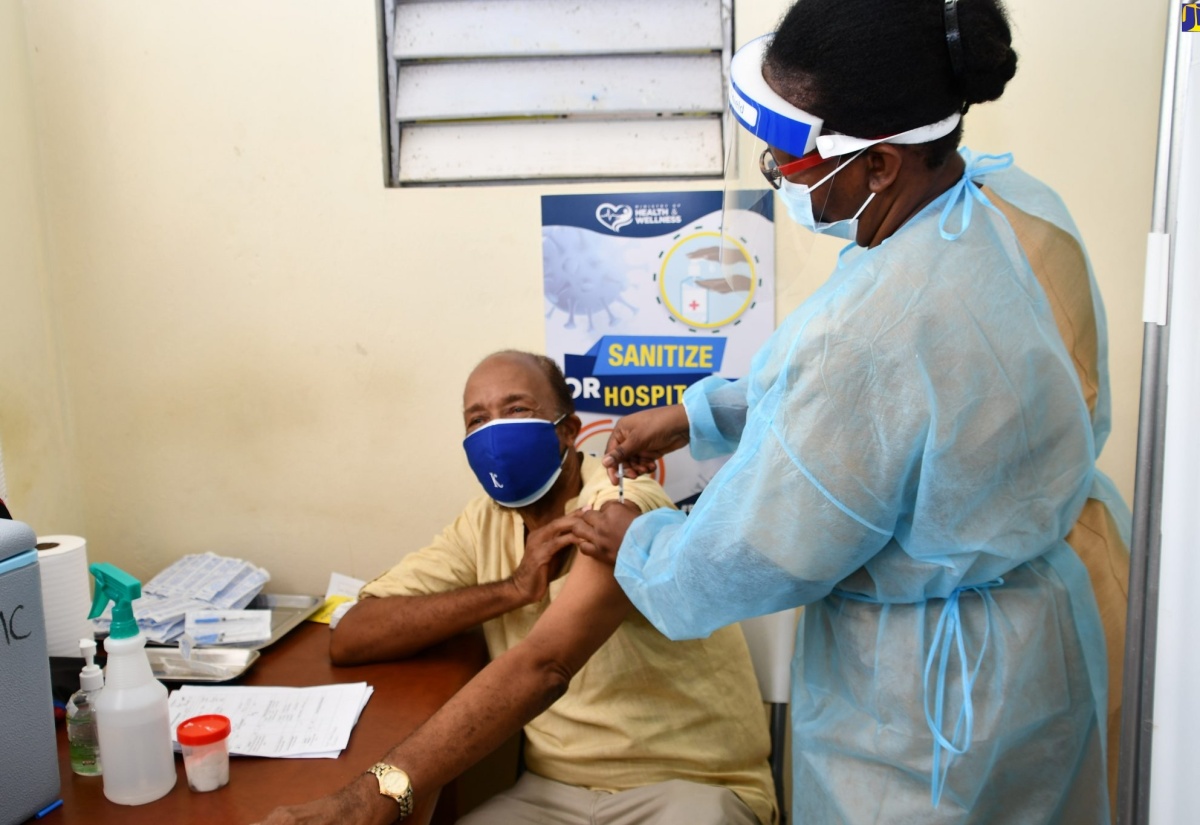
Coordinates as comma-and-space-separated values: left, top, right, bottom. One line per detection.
615, 150, 1112, 823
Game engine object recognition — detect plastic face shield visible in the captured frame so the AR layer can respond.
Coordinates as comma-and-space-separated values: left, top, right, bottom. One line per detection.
730, 34, 964, 165
720, 34, 963, 306
718, 34, 832, 307
729, 35, 824, 160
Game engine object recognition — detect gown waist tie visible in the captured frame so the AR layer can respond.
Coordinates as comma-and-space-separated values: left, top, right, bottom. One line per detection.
833, 577, 1005, 807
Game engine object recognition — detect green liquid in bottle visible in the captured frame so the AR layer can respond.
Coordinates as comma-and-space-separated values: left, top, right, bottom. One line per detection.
66, 697, 103, 776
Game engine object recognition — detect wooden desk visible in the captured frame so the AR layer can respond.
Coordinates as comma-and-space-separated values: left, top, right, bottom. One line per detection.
41, 623, 489, 825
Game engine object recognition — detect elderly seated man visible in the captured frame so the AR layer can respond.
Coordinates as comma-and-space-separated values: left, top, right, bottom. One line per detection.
256, 350, 776, 825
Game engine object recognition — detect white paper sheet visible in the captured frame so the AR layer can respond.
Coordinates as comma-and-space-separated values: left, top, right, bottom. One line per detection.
168, 682, 374, 758
311, 572, 367, 628
324, 572, 366, 601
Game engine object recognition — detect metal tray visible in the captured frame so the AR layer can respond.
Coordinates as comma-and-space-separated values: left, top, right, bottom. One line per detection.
147, 647, 260, 683
225, 593, 322, 650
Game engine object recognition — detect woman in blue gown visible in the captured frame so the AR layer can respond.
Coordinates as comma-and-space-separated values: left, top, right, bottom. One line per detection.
573, 0, 1126, 821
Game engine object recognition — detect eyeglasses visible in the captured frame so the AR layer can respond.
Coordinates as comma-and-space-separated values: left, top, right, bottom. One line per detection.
759, 147, 831, 190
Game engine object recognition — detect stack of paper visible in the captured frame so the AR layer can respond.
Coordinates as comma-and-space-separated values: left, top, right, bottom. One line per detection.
92, 552, 270, 643
168, 683, 374, 758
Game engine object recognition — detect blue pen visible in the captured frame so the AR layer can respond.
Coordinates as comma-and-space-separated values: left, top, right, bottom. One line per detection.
194, 632, 224, 644
35, 800, 63, 818
192, 615, 226, 624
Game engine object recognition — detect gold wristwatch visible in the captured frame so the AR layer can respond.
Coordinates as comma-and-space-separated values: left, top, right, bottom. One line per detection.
366, 763, 414, 819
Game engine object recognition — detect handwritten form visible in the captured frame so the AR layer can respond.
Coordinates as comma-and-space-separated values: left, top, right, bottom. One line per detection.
168, 683, 374, 758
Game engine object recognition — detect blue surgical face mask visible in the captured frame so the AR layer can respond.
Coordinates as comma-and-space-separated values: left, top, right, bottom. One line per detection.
463, 416, 567, 508
777, 149, 875, 241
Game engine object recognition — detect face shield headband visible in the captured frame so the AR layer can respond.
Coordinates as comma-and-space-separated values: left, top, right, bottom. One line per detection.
728, 34, 963, 161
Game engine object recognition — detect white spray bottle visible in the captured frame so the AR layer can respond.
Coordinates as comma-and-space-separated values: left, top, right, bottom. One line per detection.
88, 562, 177, 804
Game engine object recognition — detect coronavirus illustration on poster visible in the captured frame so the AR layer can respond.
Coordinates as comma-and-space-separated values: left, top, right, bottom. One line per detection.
541, 191, 776, 506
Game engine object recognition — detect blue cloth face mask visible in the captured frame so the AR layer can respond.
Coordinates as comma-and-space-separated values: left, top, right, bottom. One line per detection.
777, 150, 875, 240
463, 416, 567, 508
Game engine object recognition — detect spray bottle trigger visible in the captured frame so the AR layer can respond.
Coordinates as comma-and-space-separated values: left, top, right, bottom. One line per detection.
88, 562, 143, 640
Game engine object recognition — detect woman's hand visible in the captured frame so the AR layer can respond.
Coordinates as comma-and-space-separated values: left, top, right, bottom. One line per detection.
602, 404, 691, 485
572, 501, 641, 566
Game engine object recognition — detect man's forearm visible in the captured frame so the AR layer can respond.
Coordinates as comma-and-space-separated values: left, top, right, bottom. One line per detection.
371, 555, 630, 813
260, 555, 628, 825
380, 642, 573, 804
330, 580, 527, 665
322, 648, 570, 825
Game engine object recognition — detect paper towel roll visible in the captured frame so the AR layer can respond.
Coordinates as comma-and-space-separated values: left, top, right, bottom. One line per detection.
36, 535, 94, 657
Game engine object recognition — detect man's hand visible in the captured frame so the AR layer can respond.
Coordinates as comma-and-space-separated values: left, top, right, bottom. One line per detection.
251, 775, 397, 825
572, 501, 641, 566
509, 513, 583, 604
602, 405, 691, 485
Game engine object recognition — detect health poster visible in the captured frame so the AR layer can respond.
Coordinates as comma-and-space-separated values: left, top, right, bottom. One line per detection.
542, 191, 775, 506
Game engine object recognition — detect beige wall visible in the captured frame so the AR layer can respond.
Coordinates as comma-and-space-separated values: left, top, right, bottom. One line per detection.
1, 0, 1164, 593
0, 0, 82, 532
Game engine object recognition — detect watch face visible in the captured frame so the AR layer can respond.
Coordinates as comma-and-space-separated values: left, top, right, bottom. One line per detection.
380, 769, 411, 797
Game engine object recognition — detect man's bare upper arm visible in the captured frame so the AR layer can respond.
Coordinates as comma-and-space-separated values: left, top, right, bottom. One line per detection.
519, 552, 632, 678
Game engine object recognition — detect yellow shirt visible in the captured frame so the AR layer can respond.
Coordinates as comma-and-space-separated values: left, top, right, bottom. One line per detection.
362, 454, 777, 825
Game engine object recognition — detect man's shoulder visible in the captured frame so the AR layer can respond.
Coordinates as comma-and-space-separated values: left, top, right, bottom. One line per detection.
457, 489, 499, 520
578, 453, 675, 514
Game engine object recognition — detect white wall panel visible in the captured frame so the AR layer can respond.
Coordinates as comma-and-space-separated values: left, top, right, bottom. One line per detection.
1148, 33, 1200, 825
394, 0, 723, 59
398, 118, 723, 182
396, 55, 723, 120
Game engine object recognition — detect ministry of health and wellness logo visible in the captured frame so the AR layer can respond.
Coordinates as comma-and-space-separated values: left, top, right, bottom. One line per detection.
1186, 3, 1200, 31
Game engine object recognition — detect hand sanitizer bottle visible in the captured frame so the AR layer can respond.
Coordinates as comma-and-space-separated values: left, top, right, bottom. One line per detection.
66, 637, 104, 776
88, 562, 177, 804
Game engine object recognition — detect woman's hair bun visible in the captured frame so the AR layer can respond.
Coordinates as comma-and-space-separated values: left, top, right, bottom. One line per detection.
764, 0, 1018, 159
956, 0, 1018, 105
